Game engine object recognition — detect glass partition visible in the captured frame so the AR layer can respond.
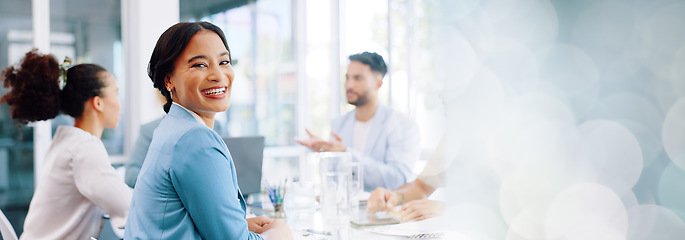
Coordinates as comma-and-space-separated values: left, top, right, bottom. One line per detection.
49, 0, 124, 155
182, 0, 296, 147
0, 0, 35, 234
0, 0, 123, 235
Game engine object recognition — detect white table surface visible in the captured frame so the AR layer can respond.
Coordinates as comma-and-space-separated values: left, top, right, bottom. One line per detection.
248, 202, 449, 239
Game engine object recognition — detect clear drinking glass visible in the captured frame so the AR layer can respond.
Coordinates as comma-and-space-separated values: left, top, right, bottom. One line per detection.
348, 161, 364, 218
317, 152, 352, 226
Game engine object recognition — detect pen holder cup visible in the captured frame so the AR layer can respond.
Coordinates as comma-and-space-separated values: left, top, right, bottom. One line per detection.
266, 184, 287, 219
272, 202, 285, 219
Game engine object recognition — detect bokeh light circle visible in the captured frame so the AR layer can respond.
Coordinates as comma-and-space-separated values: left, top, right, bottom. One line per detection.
482, 47, 539, 96
627, 204, 685, 239
444, 204, 508, 240
571, 120, 643, 195
639, 2, 685, 74
662, 98, 685, 171
545, 183, 628, 240
670, 43, 685, 97
432, 25, 477, 99
657, 163, 685, 221
445, 68, 507, 125
505, 207, 546, 240
478, 0, 558, 52
486, 118, 577, 181
499, 170, 566, 240
594, 93, 663, 136
572, 0, 637, 65
437, 0, 482, 20
499, 171, 564, 224
513, 93, 577, 125
586, 93, 664, 167
536, 45, 600, 117
655, 77, 681, 115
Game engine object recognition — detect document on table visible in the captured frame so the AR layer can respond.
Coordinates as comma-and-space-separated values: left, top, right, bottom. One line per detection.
350, 211, 400, 226
367, 216, 452, 239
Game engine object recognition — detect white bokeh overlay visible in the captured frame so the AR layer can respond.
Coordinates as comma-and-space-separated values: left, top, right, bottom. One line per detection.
426, 0, 685, 238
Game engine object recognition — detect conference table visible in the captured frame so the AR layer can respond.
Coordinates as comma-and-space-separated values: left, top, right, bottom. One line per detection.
247, 198, 449, 240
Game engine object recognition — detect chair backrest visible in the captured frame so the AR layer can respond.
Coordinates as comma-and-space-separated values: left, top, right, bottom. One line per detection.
0, 209, 18, 240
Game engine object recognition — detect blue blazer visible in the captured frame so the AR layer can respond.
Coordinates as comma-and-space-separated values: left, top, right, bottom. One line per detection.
125, 104, 261, 240
332, 105, 421, 191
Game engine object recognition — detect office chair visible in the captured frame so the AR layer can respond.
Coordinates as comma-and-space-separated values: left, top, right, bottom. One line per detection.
0, 209, 18, 240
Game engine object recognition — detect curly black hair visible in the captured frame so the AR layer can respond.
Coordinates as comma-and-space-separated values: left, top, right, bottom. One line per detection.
1, 49, 107, 124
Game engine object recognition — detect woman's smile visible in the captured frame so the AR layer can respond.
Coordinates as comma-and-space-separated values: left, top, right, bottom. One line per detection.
202, 86, 228, 98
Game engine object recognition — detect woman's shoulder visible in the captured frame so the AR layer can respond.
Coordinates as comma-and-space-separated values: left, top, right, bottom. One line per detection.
52, 127, 108, 163
168, 126, 229, 171
157, 113, 210, 136
154, 113, 225, 153
54, 126, 106, 150
159, 116, 217, 138
176, 126, 224, 147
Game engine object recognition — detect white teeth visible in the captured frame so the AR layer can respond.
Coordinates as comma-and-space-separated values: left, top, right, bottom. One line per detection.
203, 87, 226, 95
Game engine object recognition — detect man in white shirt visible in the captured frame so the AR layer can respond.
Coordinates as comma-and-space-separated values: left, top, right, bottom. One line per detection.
296, 52, 420, 191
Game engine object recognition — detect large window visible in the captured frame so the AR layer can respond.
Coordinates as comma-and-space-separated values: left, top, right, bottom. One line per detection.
178, 0, 437, 185
303, 0, 438, 146
182, 0, 296, 147
180, 0, 437, 148
0, 0, 123, 235
0, 0, 34, 230
181, 0, 302, 182
50, 0, 124, 155
341, 0, 441, 147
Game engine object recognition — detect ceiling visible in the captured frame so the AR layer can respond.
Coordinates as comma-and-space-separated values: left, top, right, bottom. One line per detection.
0, 0, 253, 23
0, 0, 119, 24
180, 0, 252, 20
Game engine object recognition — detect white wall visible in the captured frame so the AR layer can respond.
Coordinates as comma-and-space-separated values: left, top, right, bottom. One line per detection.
120, 0, 179, 163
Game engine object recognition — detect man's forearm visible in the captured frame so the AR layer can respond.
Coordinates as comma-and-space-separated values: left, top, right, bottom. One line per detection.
394, 178, 434, 204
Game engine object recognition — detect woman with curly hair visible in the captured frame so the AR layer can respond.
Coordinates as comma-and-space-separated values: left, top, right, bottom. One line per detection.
1, 50, 132, 239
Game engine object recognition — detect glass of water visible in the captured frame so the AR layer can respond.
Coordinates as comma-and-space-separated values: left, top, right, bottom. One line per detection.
317, 152, 352, 226
348, 161, 363, 218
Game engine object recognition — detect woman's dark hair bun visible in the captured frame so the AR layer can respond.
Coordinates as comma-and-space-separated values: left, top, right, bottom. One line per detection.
1, 49, 61, 124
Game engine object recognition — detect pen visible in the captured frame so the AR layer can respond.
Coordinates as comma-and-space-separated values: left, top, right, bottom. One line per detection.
305, 229, 332, 236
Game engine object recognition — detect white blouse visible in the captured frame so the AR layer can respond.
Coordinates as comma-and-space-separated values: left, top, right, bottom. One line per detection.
20, 126, 132, 240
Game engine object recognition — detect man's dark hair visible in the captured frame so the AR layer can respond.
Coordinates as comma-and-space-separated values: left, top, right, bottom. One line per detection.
349, 52, 387, 77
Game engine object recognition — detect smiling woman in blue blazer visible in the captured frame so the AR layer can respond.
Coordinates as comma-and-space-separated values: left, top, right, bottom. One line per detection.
125, 22, 292, 240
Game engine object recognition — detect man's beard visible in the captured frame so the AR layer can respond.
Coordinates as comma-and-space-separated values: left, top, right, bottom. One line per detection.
348, 90, 369, 107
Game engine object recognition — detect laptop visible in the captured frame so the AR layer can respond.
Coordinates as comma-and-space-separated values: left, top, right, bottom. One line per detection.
222, 136, 265, 197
